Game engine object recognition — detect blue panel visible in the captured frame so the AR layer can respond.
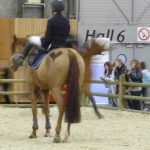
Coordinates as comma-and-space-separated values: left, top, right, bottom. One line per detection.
90, 64, 109, 104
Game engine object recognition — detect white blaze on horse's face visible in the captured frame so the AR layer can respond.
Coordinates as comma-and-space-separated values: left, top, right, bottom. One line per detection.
9, 41, 24, 71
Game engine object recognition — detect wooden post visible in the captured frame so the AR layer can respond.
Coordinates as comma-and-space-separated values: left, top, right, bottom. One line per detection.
119, 75, 126, 109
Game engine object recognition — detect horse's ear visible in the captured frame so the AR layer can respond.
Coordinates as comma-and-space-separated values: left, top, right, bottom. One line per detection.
13, 35, 17, 41
11, 35, 18, 53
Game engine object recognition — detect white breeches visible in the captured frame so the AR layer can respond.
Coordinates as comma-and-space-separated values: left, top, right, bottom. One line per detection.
28, 36, 42, 47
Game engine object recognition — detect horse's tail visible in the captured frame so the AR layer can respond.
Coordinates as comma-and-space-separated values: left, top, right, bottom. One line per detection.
65, 51, 81, 124
81, 40, 105, 118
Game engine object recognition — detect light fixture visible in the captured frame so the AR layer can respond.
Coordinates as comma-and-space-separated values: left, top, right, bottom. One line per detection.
136, 43, 144, 48
126, 44, 133, 48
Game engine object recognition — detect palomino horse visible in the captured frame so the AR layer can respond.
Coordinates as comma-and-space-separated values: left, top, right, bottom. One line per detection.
10, 35, 104, 143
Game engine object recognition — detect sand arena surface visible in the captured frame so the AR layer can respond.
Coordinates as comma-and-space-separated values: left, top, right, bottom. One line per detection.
0, 106, 150, 150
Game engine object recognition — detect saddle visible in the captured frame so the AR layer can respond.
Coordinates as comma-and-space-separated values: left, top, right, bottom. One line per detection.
27, 45, 64, 69
28, 47, 49, 69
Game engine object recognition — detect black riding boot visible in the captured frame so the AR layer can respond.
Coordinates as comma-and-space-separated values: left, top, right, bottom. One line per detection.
23, 40, 36, 58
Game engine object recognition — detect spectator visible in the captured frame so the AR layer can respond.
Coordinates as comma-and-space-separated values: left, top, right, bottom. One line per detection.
140, 61, 150, 96
114, 59, 127, 94
140, 61, 150, 110
126, 59, 142, 110
100, 61, 118, 107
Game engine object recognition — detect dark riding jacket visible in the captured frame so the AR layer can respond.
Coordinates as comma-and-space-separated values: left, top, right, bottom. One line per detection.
41, 13, 70, 50
114, 64, 127, 94
114, 64, 127, 81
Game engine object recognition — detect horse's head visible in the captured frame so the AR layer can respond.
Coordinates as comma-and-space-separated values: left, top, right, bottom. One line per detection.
10, 35, 27, 71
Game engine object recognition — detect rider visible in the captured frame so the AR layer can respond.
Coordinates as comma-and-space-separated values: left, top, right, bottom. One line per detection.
17, 0, 70, 65
41, 0, 70, 50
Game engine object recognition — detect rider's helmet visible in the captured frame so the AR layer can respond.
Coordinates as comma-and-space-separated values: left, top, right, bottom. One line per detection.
51, 0, 65, 13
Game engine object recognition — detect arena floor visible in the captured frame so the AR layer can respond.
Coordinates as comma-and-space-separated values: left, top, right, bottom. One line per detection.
0, 106, 150, 150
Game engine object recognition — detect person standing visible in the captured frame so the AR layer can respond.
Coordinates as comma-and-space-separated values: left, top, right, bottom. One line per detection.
126, 59, 142, 110
114, 59, 127, 94
100, 61, 118, 107
140, 61, 150, 96
140, 61, 150, 110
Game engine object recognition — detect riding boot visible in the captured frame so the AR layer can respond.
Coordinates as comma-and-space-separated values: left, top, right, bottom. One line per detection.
23, 40, 35, 58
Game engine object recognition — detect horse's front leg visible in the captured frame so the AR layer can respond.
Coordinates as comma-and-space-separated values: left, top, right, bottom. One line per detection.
43, 90, 51, 137
29, 92, 38, 138
52, 88, 65, 143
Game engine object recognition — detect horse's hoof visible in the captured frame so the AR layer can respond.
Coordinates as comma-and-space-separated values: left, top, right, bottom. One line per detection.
44, 132, 50, 137
53, 136, 61, 143
62, 134, 69, 143
98, 114, 104, 119
97, 113, 104, 119
62, 138, 68, 143
29, 134, 37, 138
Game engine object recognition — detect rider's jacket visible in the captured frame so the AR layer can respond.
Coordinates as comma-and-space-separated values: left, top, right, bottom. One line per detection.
41, 13, 70, 50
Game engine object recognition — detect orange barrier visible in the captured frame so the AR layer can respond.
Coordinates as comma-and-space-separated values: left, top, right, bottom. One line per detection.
49, 84, 67, 103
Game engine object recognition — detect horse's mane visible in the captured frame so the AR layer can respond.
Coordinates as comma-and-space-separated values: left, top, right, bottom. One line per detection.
11, 35, 28, 53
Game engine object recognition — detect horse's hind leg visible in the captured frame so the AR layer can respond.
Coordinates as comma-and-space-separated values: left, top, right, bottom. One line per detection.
63, 123, 71, 143
52, 88, 65, 143
29, 91, 38, 138
43, 90, 51, 137
89, 95, 103, 119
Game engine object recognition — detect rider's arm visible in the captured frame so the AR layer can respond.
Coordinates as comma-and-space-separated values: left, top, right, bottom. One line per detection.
41, 19, 53, 49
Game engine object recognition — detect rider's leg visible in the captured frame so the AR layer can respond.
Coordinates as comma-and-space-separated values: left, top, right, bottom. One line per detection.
23, 40, 35, 57
23, 36, 42, 58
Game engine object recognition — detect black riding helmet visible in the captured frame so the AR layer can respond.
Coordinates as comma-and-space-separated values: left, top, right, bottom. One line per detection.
51, 0, 65, 13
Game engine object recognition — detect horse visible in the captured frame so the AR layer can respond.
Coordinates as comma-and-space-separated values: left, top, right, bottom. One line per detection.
10, 35, 104, 143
